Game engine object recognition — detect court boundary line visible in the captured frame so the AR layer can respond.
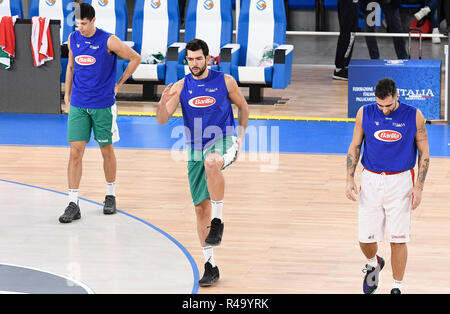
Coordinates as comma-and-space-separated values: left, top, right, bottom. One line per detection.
117, 112, 357, 122
115, 112, 438, 124
60, 110, 356, 122
0, 179, 200, 294
0, 262, 95, 294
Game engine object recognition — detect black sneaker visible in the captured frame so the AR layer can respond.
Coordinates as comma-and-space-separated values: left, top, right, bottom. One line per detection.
198, 262, 220, 287
205, 218, 224, 246
362, 255, 385, 294
332, 67, 348, 81
391, 288, 401, 294
103, 195, 117, 215
445, 27, 450, 36
59, 202, 81, 223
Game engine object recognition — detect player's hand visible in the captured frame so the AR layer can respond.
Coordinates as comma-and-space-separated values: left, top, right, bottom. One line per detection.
64, 94, 70, 112
159, 83, 176, 105
114, 84, 120, 96
408, 186, 423, 210
234, 137, 243, 162
345, 180, 358, 201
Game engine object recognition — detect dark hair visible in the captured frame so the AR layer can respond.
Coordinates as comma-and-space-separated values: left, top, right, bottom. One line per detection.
186, 39, 209, 57
74, 2, 95, 21
375, 78, 397, 99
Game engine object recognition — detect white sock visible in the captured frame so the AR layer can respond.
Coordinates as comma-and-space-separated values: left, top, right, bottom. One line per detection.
202, 246, 215, 267
68, 189, 78, 204
367, 256, 378, 268
392, 279, 402, 291
106, 182, 116, 196
211, 200, 223, 221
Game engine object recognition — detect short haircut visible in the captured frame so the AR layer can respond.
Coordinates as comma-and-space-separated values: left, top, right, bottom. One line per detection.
186, 39, 209, 57
375, 78, 397, 99
74, 2, 96, 21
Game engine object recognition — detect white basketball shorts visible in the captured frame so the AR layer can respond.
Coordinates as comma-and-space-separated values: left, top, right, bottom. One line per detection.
358, 168, 415, 243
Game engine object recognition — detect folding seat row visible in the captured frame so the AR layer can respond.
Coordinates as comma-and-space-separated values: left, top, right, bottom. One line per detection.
1, 0, 293, 101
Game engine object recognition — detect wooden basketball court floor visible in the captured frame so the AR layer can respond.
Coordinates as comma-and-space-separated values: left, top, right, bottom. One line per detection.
0, 66, 449, 294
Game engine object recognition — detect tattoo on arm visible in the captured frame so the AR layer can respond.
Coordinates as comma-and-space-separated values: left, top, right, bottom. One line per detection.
347, 154, 353, 168
347, 144, 362, 178
418, 125, 427, 133
417, 157, 429, 189
415, 121, 429, 189
355, 144, 362, 157
416, 125, 428, 143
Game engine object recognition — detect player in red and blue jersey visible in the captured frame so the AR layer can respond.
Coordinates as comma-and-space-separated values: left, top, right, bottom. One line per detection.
346, 78, 430, 294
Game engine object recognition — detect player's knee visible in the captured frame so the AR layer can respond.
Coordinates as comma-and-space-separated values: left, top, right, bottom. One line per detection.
204, 159, 216, 172
195, 203, 209, 218
204, 154, 222, 172
100, 147, 116, 161
69, 146, 84, 161
390, 242, 407, 249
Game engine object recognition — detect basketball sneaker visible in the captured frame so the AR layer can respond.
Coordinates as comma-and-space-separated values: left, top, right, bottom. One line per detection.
332, 67, 348, 81
362, 255, 385, 294
103, 195, 117, 215
59, 202, 81, 223
391, 288, 401, 294
205, 218, 224, 246
198, 262, 220, 287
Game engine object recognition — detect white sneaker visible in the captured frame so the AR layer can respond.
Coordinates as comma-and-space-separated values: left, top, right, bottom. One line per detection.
414, 6, 431, 21
432, 28, 441, 44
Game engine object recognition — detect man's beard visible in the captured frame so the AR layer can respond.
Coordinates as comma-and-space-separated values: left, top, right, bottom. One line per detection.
190, 64, 207, 77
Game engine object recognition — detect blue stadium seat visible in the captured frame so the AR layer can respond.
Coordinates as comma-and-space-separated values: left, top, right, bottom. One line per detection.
127, 0, 182, 98
167, 0, 237, 80
83, 0, 128, 41
0, 0, 24, 18
222, 0, 293, 102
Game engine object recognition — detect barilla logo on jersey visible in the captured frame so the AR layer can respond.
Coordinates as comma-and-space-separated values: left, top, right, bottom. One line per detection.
151, 0, 161, 9
188, 96, 216, 108
98, 0, 109, 7
374, 130, 402, 142
203, 0, 214, 10
256, 0, 267, 10
46, 0, 56, 6
75, 55, 96, 66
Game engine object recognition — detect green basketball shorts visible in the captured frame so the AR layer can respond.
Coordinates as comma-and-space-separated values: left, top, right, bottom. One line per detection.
187, 136, 239, 206
67, 104, 120, 146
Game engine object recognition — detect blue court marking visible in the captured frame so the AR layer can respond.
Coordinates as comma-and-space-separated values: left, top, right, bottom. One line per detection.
0, 178, 200, 294
0, 113, 449, 157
